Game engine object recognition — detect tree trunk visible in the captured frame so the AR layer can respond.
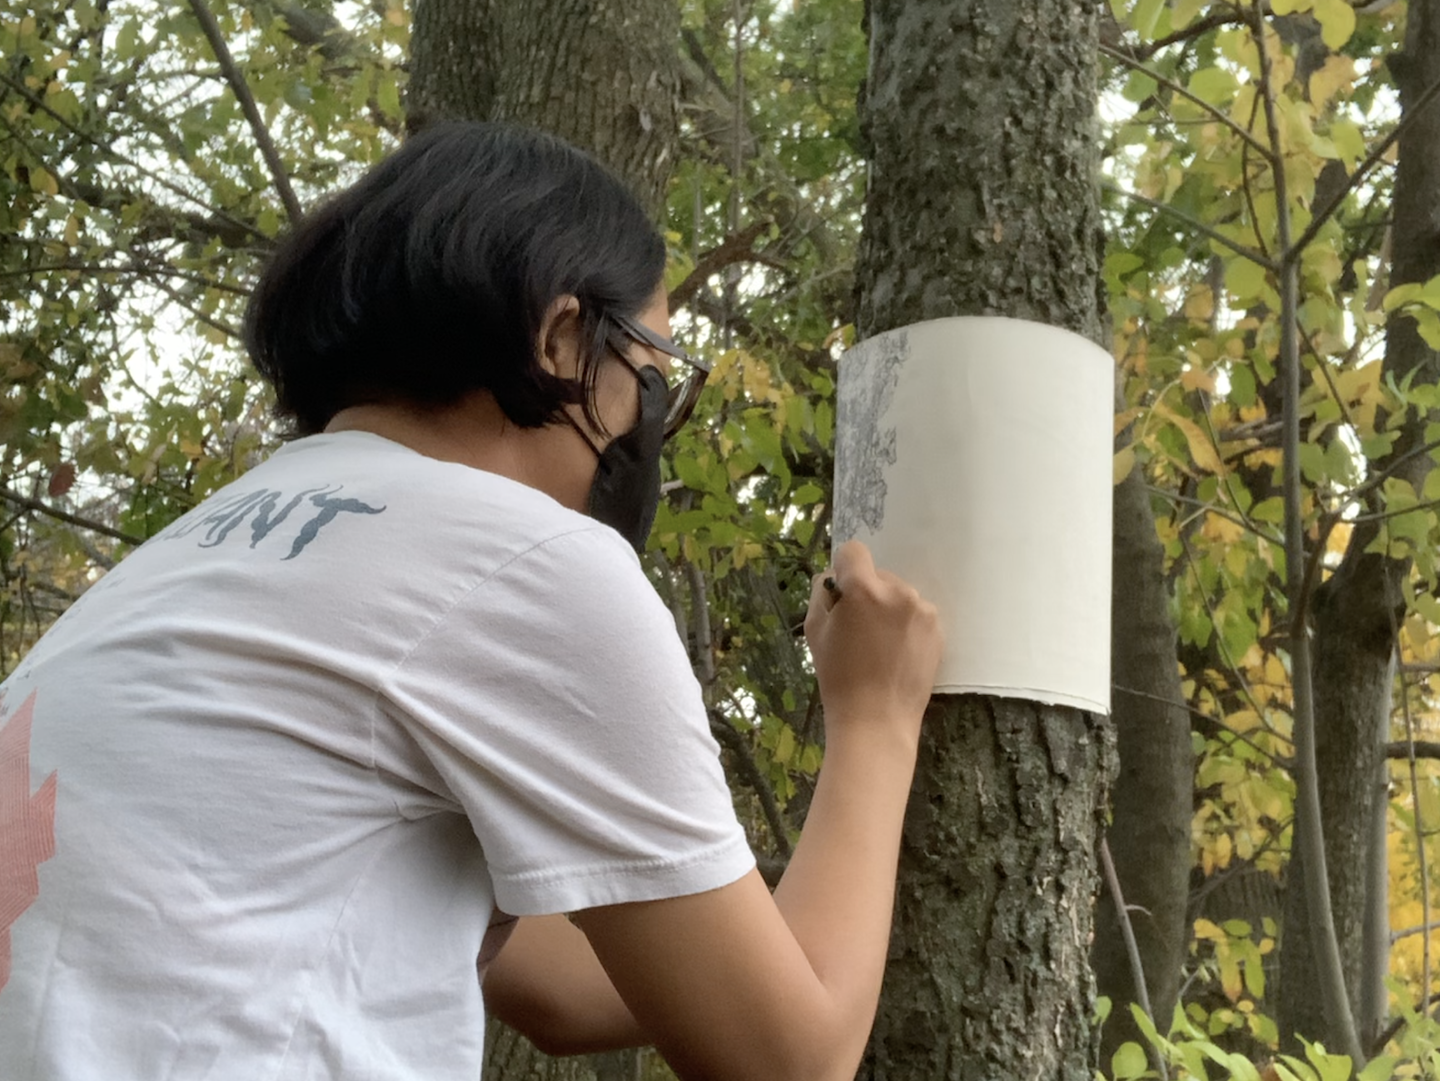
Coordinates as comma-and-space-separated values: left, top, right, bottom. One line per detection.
853, 2, 1119, 1076
1278, 0, 1440, 1052
1095, 461, 1193, 1056
408, 0, 683, 220
406, 3, 684, 1077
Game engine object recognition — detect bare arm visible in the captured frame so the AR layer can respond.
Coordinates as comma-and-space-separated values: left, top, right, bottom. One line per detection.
483, 914, 644, 1056
573, 541, 941, 1081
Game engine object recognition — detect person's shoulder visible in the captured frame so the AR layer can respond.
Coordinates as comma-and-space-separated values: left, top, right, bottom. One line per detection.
267, 430, 599, 539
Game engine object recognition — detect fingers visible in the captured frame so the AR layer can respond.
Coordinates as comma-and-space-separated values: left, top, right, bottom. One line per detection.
830, 539, 875, 591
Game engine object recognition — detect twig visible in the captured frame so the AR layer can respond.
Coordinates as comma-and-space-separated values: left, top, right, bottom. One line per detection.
185, 0, 303, 223
1103, 181, 1278, 270
686, 560, 717, 686
1144, 483, 1283, 545
1132, 7, 1261, 62
1287, 69, 1440, 259
0, 260, 251, 294
1239, 89, 1273, 261
1099, 42, 1275, 161
1392, 921, 1440, 946
1101, 836, 1170, 1081
0, 70, 266, 242
1334, 436, 1440, 510
149, 276, 243, 340
1348, 493, 1440, 524
708, 710, 793, 859
0, 488, 144, 545
669, 220, 778, 309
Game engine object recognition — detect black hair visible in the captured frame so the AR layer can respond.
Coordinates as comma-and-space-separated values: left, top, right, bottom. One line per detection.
242, 122, 666, 436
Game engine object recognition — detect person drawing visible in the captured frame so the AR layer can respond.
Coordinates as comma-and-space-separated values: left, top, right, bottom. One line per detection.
0, 121, 942, 1081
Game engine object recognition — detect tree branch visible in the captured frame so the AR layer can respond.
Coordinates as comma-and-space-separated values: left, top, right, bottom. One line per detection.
185, 0, 304, 223
1287, 69, 1440, 259
1099, 42, 1276, 162
708, 709, 794, 860
1102, 181, 1279, 270
0, 488, 143, 545
1386, 741, 1440, 761
0, 70, 268, 244
1101, 837, 1169, 1081
669, 220, 778, 309
1256, 0, 1363, 1057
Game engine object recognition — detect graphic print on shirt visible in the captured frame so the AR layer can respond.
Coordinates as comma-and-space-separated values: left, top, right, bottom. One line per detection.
159, 485, 387, 559
0, 691, 56, 993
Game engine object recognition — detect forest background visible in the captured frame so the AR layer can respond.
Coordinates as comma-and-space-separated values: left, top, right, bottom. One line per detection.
4, 0, 1440, 1077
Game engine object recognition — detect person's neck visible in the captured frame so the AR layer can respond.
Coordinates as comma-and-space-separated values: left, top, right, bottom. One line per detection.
324, 392, 591, 511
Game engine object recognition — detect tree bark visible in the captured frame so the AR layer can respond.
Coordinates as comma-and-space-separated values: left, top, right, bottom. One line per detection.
408, 0, 683, 221
1095, 461, 1193, 1056
1278, 0, 1440, 1052
853, 2, 1122, 1076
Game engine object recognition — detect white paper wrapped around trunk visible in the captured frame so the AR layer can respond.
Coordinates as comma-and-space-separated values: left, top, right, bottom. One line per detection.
833, 316, 1113, 714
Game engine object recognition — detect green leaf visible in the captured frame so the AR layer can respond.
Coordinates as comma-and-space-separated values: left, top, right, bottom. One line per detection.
1229, 363, 1257, 408
1226, 259, 1268, 303
1111, 1042, 1149, 1081
1358, 1057, 1400, 1081
1130, 0, 1166, 39
1414, 308, 1440, 350
1383, 283, 1423, 312
1189, 67, 1240, 106
1314, 0, 1357, 49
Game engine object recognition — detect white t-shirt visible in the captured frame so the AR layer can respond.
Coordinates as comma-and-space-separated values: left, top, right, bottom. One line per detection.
0, 431, 754, 1081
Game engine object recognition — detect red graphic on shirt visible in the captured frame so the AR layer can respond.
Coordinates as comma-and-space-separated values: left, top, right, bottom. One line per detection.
0, 692, 56, 993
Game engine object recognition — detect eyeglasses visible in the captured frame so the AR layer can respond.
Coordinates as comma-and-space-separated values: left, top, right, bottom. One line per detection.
608, 312, 712, 439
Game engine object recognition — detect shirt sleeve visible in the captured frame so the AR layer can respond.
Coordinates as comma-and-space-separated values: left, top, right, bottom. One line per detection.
378, 525, 755, 916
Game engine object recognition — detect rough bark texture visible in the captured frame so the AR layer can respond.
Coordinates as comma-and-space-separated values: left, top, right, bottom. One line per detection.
406, 5, 681, 1078
1095, 462, 1193, 1056
1278, 0, 1440, 1052
862, 698, 1114, 1080
408, 0, 683, 220
854, 3, 1121, 1077
854, 2, 1107, 346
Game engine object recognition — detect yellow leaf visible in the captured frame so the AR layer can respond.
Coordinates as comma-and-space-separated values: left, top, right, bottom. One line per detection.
1219, 946, 1243, 1001
30, 166, 58, 196
1308, 55, 1355, 109
1195, 917, 1226, 942
63, 214, 79, 247
1113, 446, 1136, 485
1184, 285, 1215, 322
1181, 366, 1217, 393
1215, 834, 1238, 875
1227, 709, 1262, 734
1204, 512, 1245, 545
1153, 402, 1226, 475
1314, 0, 1357, 50
1270, 0, 1314, 12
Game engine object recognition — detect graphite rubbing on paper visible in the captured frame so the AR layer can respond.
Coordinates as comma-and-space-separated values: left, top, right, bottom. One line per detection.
833, 328, 907, 543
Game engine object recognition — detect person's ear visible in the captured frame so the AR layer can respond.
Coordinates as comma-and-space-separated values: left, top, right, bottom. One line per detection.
537, 295, 584, 379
